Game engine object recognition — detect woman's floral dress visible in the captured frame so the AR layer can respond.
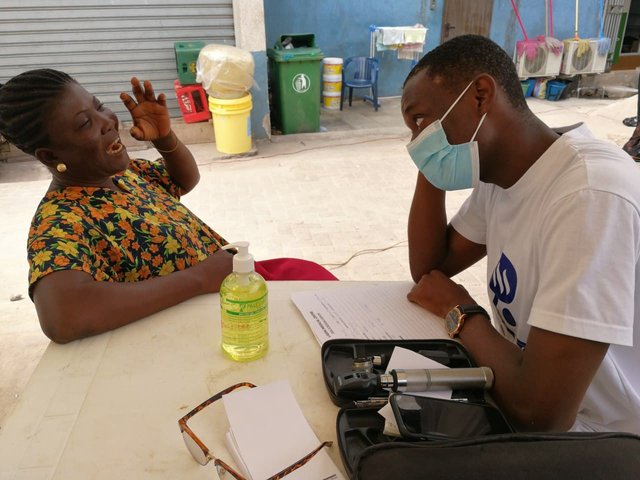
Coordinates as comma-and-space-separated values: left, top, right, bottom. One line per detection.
27, 158, 228, 296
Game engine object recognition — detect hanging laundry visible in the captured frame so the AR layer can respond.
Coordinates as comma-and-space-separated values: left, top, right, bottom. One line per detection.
403, 27, 427, 44
398, 45, 424, 60
373, 25, 427, 61
380, 27, 405, 46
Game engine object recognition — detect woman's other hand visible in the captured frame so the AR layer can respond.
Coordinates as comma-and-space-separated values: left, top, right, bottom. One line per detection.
191, 249, 234, 294
120, 77, 171, 142
33, 249, 233, 343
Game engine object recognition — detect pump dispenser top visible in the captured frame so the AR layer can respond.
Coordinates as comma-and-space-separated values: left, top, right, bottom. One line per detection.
224, 241, 254, 273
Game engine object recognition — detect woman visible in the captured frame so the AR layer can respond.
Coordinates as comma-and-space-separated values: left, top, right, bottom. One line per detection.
0, 69, 334, 344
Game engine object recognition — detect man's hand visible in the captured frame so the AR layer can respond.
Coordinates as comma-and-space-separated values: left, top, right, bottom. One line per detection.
120, 77, 171, 141
407, 272, 609, 432
407, 270, 475, 318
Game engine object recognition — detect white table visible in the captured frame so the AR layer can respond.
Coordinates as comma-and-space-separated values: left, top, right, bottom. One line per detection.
1, 281, 399, 479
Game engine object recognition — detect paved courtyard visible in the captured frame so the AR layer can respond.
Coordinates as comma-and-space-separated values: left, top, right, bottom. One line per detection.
0, 93, 637, 427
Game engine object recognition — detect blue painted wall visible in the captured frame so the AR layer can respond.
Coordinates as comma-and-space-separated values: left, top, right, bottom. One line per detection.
264, 0, 441, 97
264, 0, 603, 98
251, 51, 270, 139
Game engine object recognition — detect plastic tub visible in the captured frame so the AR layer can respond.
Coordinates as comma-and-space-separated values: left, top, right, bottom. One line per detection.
322, 74, 342, 93
520, 78, 535, 97
208, 93, 252, 154
546, 80, 567, 101
323, 57, 343, 75
322, 91, 341, 110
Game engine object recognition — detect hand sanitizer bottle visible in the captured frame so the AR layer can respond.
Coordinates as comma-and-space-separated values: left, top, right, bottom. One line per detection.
220, 241, 268, 361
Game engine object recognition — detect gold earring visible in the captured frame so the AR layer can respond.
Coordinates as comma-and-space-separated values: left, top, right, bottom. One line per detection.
56, 163, 67, 173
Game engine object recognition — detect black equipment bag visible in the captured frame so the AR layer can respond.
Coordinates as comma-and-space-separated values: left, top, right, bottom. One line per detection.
321, 340, 640, 479
323, 339, 507, 477
354, 432, 640, 480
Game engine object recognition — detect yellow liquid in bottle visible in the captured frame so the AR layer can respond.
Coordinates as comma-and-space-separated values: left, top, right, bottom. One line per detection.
220, 271, 268, 362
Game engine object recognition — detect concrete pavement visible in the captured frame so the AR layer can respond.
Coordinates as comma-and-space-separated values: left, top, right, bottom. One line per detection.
0, 93, 638, 427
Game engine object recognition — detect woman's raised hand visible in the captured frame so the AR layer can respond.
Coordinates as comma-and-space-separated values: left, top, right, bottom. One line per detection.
120, 77, 172, 142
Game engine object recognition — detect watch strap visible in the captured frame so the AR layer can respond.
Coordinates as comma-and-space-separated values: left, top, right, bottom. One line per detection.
458, 304, 489, 317
447, 304, 489, 338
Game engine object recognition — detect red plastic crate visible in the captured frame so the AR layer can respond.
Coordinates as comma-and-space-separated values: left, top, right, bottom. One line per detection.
174, 80, 211, 123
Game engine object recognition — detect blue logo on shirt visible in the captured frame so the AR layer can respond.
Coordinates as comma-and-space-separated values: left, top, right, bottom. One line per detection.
489, 253, 523, 345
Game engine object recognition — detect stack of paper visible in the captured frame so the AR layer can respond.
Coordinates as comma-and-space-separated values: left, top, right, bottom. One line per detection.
222, 380, 344, 480
291, 282, 449, 345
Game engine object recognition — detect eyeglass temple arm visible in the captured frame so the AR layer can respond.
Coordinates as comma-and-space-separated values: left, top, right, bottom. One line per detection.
266, 441, 334, 480
179, 382, 258, 423
215, 458, 246, 480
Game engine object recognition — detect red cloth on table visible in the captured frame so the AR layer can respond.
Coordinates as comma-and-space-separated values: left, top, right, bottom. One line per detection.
254, 258, 338, 281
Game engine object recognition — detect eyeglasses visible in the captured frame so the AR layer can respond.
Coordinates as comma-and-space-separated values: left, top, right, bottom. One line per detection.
178, 382, 333, 480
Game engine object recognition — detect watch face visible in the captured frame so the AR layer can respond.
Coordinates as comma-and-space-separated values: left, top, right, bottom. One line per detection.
445, 308, 461, 335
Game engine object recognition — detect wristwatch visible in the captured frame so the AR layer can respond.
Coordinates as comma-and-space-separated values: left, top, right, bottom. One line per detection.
445, 304, 490, 338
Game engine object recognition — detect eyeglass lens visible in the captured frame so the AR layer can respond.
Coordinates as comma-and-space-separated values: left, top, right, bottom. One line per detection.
182, 429, 209, 465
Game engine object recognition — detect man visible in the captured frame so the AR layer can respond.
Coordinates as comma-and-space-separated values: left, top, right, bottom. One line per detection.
402, 35, 640, 433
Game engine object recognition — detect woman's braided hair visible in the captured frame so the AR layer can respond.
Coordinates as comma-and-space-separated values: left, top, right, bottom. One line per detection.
0, 69, 76, 155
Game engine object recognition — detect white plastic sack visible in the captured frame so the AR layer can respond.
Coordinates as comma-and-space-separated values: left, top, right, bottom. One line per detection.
196, 44, 255, 99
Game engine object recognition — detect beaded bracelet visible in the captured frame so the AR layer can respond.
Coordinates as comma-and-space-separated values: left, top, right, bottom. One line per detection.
155, 132, 179, 153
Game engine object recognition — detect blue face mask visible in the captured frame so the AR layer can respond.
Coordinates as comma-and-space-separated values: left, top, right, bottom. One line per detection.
406, 81, 487, 191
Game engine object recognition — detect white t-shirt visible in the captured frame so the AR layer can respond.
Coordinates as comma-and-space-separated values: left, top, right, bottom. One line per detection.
451, 126, 640, 433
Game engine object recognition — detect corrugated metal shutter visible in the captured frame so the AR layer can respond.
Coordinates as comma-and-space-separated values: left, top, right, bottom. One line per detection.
0, 0, 234, 119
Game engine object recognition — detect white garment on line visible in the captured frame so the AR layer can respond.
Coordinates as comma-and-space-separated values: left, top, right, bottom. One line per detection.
377, 26, 427, 46
403, 27, 427, 44
379, 27, 404, 45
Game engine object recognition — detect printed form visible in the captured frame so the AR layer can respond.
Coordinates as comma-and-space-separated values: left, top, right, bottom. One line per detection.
291, 282, 449, 344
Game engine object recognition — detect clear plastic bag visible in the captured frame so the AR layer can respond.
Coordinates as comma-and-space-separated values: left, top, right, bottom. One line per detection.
196, 44, 255, 99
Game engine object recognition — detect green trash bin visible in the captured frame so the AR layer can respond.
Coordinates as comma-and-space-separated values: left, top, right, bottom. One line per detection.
267, 34, 324, 134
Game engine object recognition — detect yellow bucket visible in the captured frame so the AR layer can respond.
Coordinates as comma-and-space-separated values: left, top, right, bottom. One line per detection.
323, 74, 342, 93
323, 57, 343, 76
208, 93, 252, 154
322, 91, 341, 110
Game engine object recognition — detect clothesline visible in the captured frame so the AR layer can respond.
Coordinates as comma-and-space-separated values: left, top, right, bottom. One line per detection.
369, 24, 428, 62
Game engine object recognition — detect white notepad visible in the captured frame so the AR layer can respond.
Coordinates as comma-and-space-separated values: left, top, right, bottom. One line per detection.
291, 282, 449, 345
222, 380, 344, 480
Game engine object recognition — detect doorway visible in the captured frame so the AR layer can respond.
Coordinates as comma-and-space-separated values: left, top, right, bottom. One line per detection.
614, 0, 640, 69
441, 0, 494, 43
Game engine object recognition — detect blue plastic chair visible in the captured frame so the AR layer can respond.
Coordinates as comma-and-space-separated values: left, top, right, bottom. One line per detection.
340, 56, 380, 111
